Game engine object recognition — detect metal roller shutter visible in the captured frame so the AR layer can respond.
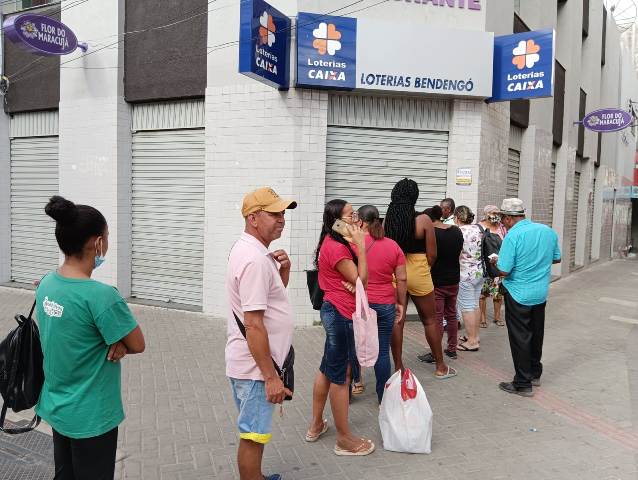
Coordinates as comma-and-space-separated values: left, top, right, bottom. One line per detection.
570, 171, 581, 269
506, 148, 521, 198
10, 136, 60, 283
131, 129, 205, 306
588, 178, 595, 262
326, 126, 448, 214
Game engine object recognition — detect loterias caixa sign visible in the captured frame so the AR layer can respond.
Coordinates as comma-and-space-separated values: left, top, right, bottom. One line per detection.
3, 13, 87, 56
490, 29, 555, 102
238, 0, 291, 89
296, 12, 493, 97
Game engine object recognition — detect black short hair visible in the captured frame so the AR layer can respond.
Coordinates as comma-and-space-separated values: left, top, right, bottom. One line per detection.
441, 198, 456, 211
424, 205, 443, 221
45, 196, 107, 256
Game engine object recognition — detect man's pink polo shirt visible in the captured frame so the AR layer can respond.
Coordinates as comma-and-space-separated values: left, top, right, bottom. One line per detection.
225, 232, 294, 381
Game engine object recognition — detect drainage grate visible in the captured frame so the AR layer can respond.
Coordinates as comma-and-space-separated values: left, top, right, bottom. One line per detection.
0, 419, 54, 480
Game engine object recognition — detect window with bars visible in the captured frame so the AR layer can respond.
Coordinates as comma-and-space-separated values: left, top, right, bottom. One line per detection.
18, 0, 54, 8
507, 149, 521, 199
570, 172, 581, 268
589, 178, 596, 262
601, 6, 607, 66
577, 89, 587, 158
549, 161, 557, 227
582, 0, 589, 37
511, 14, 531, 129
553, 61, 566, 146
596, 132, 602, 167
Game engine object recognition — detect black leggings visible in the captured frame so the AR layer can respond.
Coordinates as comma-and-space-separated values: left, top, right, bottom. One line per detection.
52, 427, 118, 480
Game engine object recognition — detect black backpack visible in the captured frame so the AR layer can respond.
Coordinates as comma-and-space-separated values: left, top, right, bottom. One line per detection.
478, 225, 503, 278
0, 301, 44, 434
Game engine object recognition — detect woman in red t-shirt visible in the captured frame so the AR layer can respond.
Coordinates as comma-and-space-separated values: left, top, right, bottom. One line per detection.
305, 199, 375, 456
355, 205, 407, 404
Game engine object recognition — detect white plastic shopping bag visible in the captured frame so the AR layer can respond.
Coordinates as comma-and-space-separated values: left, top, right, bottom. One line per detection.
379, 368, 433, 454
352, 278, 378, 367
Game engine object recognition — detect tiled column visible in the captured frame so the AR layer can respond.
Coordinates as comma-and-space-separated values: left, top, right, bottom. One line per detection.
59, 0, 131, 293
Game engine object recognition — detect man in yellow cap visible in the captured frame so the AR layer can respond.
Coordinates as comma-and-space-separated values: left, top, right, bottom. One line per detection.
226, 187, 297, 480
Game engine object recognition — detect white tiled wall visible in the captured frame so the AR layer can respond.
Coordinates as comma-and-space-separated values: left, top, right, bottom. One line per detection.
477, 101, 510, 211
203, 84, 328, 325
446, 100, 485, 213
0, 109, 10, 283
58, 0, 132, 294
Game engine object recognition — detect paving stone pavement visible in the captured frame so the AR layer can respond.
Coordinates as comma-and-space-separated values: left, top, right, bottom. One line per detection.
1, 259, 637, 480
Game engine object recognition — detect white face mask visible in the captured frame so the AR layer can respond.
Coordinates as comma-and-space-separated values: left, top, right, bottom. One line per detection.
488, 214, 501, 224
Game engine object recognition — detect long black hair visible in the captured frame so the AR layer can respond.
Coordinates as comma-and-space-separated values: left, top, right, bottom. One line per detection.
314, 199, 355, 268
384, 178, 419, 251
45, 196, 107, 257
358, 205, 384, 240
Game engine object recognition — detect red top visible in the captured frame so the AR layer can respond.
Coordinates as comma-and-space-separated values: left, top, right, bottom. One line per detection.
318, 236, 356, 319
353, 235, 405, 305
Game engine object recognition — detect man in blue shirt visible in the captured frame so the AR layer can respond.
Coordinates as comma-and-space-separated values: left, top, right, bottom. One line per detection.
494, 199, 561, 397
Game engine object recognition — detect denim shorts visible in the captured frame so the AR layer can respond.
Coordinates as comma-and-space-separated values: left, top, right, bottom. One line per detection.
458, 276, 484, 312
319, 301, 360, 385
229, 378, 275, 444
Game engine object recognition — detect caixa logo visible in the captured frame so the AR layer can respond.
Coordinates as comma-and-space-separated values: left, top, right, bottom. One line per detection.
259, 11, 276, 47
506, 39, 545, 93
254, 11, 279, 75
307, 22, 347, 82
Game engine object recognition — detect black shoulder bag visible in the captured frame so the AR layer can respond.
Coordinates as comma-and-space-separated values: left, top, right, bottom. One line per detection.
305, 269, 324, 311
232, 312, 294, 401
0, 300, 44, 434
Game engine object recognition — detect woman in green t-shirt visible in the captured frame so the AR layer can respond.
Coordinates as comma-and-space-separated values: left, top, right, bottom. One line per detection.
36, 195, 145, 480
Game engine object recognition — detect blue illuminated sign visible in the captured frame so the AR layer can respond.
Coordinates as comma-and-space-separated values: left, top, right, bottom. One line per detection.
296, 12, 357, 89
490, 29, 554, 102
239, 0, 290, 89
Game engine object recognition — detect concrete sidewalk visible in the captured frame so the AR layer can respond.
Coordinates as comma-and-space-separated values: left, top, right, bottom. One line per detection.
1, 259, 637, 480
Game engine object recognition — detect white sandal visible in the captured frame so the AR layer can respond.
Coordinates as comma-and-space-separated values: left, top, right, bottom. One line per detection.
334, 438, 375, 456
305, 419, 328, 442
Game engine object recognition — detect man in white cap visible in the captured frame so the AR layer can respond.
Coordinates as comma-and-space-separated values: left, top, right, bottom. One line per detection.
492, 198, 561, 397
226, 187, 297, 480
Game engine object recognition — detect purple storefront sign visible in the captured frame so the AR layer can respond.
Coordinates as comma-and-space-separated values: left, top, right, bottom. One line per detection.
3, 13, 86, 56
581, 108, 633, 133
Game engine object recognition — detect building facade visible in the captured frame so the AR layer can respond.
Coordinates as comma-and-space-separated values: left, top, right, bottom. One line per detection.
0, 0, 636, 325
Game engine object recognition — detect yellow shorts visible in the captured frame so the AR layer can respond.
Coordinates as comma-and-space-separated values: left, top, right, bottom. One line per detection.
405, 253, 434, 297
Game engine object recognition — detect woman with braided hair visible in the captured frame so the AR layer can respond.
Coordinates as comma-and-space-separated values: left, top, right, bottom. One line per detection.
385, 179, 457, 379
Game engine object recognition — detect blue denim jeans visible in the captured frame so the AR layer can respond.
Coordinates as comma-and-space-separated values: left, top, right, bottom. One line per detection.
370, 303, 395, 404
319, 302, 360, 385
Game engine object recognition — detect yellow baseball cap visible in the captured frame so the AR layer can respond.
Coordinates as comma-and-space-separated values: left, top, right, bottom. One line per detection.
241, 187, 297, 217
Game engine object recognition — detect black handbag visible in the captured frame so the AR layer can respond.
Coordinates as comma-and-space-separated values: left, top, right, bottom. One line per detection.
232, 312, 294, 401
0, 301, 44, 434
306, 269, 324, 310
